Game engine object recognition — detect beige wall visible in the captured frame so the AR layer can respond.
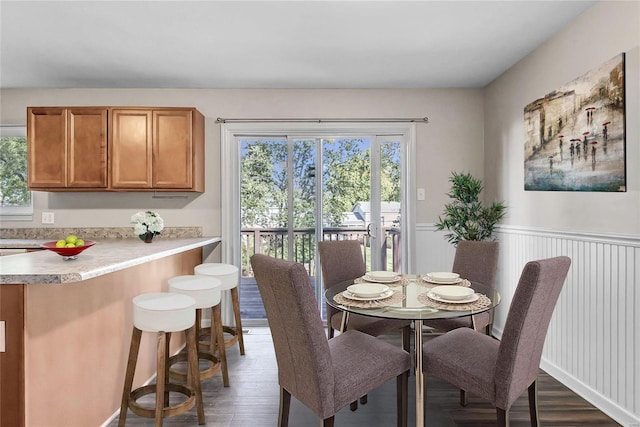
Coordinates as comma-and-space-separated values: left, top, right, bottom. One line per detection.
0, 88, 485, 240
483, 0, 640, 235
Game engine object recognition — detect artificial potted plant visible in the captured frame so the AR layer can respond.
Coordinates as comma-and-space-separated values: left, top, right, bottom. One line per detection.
434, 171, 507, 245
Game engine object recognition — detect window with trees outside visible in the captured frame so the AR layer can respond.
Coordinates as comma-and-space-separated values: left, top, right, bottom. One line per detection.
0, 126, 32, 218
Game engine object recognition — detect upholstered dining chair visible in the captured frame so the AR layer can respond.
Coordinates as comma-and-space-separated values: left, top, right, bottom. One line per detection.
251, 254, 411, 427
318, 240, 412, 345
424, 240, 499, 335
422, 256, 571, 427
318, 240, 412, 411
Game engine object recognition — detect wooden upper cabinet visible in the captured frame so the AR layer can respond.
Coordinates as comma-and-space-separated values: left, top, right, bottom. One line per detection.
110, 109, 153, 189
27, 106, 203, 192
154, 110, 193, 189
27, 108, 67, 188
27, 107, 108, 189
68, 108, 108, 188
110, 107, 204, 192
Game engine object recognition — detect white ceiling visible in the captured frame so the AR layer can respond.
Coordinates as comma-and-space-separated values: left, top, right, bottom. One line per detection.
0, 0, 596, 89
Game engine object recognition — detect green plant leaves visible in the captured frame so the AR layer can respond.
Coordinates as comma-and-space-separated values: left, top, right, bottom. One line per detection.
434, 172, 507, 245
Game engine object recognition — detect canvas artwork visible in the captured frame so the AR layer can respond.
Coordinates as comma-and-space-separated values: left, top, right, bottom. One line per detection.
524, 53, 626, 191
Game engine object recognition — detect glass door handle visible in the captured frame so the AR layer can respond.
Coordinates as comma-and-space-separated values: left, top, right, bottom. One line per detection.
367, 222, 376, 239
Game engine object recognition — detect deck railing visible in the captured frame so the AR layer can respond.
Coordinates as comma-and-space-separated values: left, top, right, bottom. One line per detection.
239, 226, 401, 319
240, 226, 401, 278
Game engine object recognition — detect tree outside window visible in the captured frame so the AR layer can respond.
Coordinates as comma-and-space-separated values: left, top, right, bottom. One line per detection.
0, 126, 32, 217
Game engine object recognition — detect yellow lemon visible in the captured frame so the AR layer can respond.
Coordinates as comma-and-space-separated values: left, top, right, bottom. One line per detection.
75, 239, 85, 247
55, 239, 66, 248
65, 234, 78, 244
65, 243, 76, 248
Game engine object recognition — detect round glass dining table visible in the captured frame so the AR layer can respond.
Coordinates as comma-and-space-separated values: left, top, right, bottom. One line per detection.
324, 275, 501, 427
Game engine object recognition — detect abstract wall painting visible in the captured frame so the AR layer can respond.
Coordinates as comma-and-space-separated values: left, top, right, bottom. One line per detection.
524, 53, 625, 191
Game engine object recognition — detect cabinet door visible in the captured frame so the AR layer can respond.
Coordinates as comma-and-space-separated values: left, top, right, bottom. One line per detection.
27, 108, 67, 188
67, 108, 108, 188
110, 109, 153, 188
153, 110, 193, 189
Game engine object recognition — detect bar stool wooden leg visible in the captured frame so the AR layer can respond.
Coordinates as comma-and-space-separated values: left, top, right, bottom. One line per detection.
155, 332, 167, 427
125, 292, 202, 425
163, 332, 171, 409
212, 304, 229, 386
186, 325, 205, 424
230, 287, 245, 355
119, 327, 142, 427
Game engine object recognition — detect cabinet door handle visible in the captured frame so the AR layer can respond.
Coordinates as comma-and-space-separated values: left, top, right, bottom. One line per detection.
0, 321, 5, 352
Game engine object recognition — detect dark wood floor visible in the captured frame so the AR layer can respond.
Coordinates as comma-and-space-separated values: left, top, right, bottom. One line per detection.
240, 278, 327, 320
112, 328, 620, 427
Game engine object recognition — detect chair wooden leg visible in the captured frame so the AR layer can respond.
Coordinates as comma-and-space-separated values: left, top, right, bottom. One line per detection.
186, 325, 205, 425
323, 417, 335, 427
460, 389, 468, 406
212, 304, 230, 386
487, 308, 495, 337
497, 408, 509, 427
528, 380, 540, 427
350, 401, 358, 411
118, 327, 142, 427
155, 332, 167, 427
328, 325, 335, 339
402, 325, 411, 353
278, 387, 291, 427
230, 287, 245, 355
396, 371, 408, 427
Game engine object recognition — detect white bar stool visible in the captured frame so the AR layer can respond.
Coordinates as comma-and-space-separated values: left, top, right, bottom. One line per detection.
168, 275, 229, 386
194, 263, 245, 356
118, 292, 204, 427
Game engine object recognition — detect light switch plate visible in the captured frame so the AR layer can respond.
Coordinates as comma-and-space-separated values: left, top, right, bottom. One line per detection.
417, 188, 426, 200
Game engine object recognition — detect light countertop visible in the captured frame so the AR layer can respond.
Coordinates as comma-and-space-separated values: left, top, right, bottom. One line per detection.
0, 237, 221, 285
0, 239, 50, 248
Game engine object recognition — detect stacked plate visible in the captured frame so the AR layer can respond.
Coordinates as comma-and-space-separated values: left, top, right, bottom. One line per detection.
342, 283, 393, 301
423, 272, 462, 284
363, 270, 401, 283
427, 285, 478, 304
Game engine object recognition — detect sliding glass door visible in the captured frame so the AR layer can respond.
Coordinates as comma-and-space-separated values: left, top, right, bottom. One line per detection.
223, 123, 415, 323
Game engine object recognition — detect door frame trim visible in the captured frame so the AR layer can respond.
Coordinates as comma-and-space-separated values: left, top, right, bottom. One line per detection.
220, 122, 417, 273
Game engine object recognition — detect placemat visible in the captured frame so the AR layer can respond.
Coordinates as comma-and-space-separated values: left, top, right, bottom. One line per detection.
333, 289, 405, 309
417, 291, 491, 311
418, 277, 471, 288
353, 275, 410, 287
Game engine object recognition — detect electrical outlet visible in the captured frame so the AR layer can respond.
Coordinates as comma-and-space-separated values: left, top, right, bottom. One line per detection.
417, 188, 426, 201
42, 212, 55, 224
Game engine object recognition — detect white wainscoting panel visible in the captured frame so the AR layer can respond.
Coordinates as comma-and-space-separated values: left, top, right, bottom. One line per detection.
414, 224, 457, 273
415, 224, 640, 426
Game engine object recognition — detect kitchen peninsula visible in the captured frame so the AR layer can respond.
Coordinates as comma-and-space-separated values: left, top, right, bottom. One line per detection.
0, 236, 221, 427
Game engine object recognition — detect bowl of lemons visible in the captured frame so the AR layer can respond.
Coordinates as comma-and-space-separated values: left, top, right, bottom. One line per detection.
41, 235, 96, 259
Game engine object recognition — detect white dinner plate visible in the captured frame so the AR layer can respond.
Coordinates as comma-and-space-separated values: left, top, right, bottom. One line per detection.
347, 283, 390, 298
367, 270, 399, 280
363, 274, 401, 284
342, 289, 394, 301
430, 285, 475, 301
427, 291, 479, 304
423, 275, 463, 284
426, 271, 460, 281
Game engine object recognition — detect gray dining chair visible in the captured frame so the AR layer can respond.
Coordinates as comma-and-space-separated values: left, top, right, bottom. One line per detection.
318, 240, 411, 345
422, 256, 571, 426
424, 240, 499, 335
251, 254, 411, 427
318, 239, 412, 411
